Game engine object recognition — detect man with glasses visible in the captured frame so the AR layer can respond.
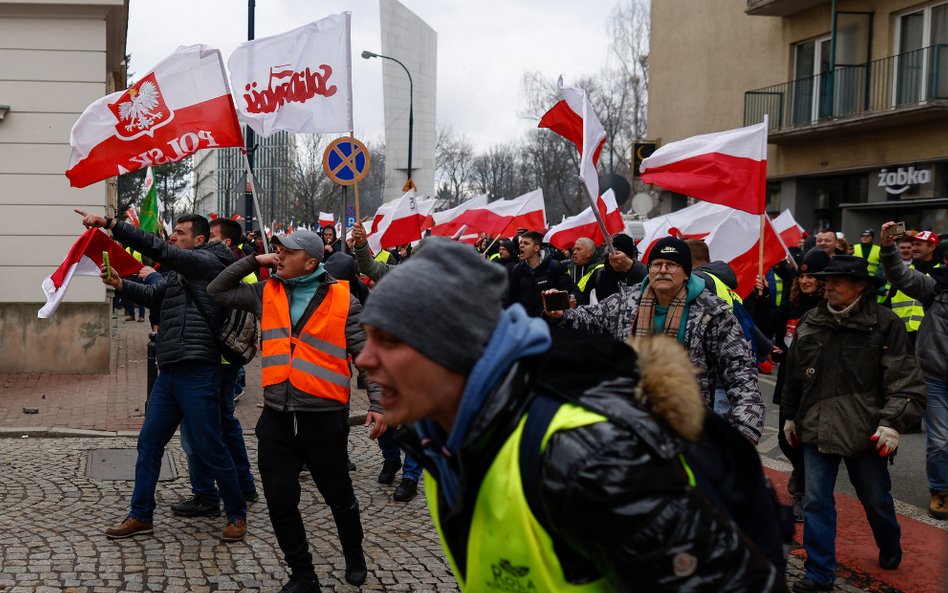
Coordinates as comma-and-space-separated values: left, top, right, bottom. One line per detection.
547, 236, 765, 443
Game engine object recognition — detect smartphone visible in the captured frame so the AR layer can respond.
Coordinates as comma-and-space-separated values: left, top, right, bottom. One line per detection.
543, 290, 570, 311
885, 221, 906, 239
102, 251, 111, 280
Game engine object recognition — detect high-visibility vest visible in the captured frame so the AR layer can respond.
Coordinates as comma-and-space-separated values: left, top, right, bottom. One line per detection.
773, 274, 783, 307
706, 272, 742, 310
577, 263, 605, 293
853, 243, 882, 276
426, 403, 612, 593
260, 280, 351, 403
489, 252, 501, 261
375, 250, 392, 264
890, 263, 939, 333
125, 247, 143, 263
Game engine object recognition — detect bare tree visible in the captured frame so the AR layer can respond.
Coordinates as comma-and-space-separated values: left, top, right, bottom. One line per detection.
435, 125, 476, 208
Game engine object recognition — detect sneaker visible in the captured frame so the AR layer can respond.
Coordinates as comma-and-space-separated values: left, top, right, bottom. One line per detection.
792, 494, 804, 522
879, 547, 902, 570
171, 495, 221, 517
105, 516, 153, 539
344, 548, 368, 586
377, 458, 402, 485
279, 574, 321, 593
792, 577, 833, 593
393, 477, 418, 502
124, 315, 135, 321
222, 519, 247, 542
242, 488, 260, 504
930, 492, 948, 520
137, 317, 145, 322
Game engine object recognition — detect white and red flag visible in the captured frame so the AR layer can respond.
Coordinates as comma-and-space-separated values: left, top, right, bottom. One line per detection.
543, 190, 625, 250
228, 13, 353, 136
66, 45, 243, 188
451, 189, 547, 237
639, 118, 768, 215
771, 209, 805, 249
367, 190, 427, 254
39, 229, 143, 318
125, 205, 140, 227
638, 201, 787, 299
425, 194, 488, 236
318, 211, 335, 229
539, 76, 606, 203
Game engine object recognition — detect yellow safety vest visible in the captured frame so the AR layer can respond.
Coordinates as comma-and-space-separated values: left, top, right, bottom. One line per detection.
891, 263, 939, 332
853, 243, 882, 276
426, 403, 611, 593
773, 275, 783, 307
576, 263, 605, 293
489, 252, 501, 261
375, 250, 392, 264
706, 272, 742, 310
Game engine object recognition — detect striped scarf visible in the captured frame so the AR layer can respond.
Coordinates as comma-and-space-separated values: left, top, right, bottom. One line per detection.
632, 284, 688, 340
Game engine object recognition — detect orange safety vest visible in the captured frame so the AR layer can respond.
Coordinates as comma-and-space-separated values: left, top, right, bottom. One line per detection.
261, 280, 351, 403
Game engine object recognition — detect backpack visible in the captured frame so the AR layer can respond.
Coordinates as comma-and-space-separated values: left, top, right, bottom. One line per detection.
181, 275, 259, 366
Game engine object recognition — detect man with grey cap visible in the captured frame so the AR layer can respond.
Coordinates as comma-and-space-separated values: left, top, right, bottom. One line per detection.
355, 237, 783, 593
208, 228, 385, 593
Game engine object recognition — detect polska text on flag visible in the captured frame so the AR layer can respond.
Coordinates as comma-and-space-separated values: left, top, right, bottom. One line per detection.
39, 229, 143, 318
66, 45, 243, 188
639, 119, 768, 215
228, 13, 353, 136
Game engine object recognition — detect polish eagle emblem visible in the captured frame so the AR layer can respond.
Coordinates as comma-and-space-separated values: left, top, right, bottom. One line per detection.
108, 73, 173, 140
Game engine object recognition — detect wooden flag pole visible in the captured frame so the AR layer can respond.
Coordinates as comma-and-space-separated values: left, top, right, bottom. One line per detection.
578, 175, 615, 254
758, 213, 766, 294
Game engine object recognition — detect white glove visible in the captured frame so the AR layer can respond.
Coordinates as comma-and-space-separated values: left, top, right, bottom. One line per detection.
783, 420, 799, 448
871, 426, 900, 457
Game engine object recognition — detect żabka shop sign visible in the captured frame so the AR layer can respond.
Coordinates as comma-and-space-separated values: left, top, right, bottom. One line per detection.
877, 166, 931, 195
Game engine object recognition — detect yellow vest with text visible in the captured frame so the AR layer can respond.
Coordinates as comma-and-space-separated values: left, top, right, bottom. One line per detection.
426, 403, 612, 593
706, 272, 742, 310
891, 263, 940, 332
853, 243, 882, 276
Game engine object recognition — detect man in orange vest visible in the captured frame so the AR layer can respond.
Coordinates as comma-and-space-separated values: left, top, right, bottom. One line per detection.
208, 229, 386, 593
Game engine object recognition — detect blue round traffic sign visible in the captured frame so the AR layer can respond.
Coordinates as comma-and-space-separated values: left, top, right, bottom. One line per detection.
323, 137, 371, 186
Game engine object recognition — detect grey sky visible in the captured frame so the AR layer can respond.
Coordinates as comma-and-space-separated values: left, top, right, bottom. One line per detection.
127, 0, 617, 150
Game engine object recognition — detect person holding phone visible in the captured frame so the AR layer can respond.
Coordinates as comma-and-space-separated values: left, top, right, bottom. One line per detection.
505, 231, 578, 318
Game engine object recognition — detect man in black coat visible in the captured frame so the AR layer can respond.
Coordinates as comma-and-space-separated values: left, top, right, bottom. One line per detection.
505, 231, 578, 317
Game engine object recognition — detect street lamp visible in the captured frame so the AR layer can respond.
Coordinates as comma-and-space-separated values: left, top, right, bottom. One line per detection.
362, 50, 414, 186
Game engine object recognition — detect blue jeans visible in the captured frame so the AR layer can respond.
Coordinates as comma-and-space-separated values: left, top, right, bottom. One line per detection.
377, 429, 422, 481
925, 376, 948, 494
801, 445, 901, 585
180, 365, 256, 502
130, 362, 246, 523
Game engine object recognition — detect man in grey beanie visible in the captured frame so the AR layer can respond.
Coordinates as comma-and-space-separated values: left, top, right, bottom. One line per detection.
207, 228, 385, 593
355, 237, 784, 593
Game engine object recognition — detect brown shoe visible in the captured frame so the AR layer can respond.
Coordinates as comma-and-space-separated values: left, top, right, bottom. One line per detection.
105, 516, 153, 539
222, 519, 247, 542
930, 492, 948, 520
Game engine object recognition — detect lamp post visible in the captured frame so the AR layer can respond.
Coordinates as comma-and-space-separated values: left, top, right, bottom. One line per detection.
362, 50, 413, 186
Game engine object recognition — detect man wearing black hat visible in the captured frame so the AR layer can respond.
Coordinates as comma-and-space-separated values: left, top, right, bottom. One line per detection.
550, 236, 765, 443
780, 255, 927, 593
853, 229, 882, 277
208, 229, 386, 593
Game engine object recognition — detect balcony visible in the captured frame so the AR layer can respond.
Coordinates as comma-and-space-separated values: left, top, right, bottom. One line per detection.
746, 0, 828, 17
745, 46, 948, 142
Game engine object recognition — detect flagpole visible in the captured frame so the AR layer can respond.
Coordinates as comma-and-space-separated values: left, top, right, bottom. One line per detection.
757, 114, 769, 294
758, 214, 765, 294
242, 151, 270, 254
578, 176, 615, 254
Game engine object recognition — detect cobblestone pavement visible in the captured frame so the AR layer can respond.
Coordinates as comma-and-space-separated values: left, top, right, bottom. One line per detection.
0, 430, 458, 593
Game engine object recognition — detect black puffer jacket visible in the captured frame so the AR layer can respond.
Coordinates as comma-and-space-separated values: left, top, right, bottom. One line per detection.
113, 222, 233, 368
505, 251, 578, 316
399, 332, 782, 592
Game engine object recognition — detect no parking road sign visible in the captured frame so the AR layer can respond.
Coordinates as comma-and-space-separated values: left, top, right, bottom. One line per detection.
323, 137, 371, 186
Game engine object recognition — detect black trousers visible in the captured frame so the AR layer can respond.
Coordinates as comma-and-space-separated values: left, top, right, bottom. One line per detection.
256, 406, 363, 578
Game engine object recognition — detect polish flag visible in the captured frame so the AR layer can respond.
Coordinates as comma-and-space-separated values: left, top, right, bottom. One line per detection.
426, 194, 489, 236
638, 201, 787, 299
66, 45, 244, 188
39, 229, 143, 318
370, 200, 397, 234
771, 210, 804, 249
539, 76, 606, 203
125, 205, 140, 227
318, 211, 335, 229
639, 118, 768, 215
543, 190, 625, 250
367, 190, 427, 254
451, 189, 546, 237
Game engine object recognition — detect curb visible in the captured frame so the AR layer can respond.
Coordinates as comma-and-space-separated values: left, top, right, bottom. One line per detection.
0, 411, 371, 438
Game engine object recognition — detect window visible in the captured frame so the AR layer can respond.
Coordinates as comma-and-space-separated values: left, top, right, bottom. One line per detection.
792, 36, 831, 124
896, 2, 948, 103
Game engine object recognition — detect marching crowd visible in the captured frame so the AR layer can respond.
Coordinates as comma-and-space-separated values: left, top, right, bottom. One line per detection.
73, 206, 946, 593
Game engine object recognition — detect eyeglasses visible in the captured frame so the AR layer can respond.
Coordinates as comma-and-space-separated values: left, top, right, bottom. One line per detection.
649, 261, 681, 272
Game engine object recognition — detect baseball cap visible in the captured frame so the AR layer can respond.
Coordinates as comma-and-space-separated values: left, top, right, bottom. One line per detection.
861, 229, 874, 237
913, 231, 939, 245
271, 229, 325, 261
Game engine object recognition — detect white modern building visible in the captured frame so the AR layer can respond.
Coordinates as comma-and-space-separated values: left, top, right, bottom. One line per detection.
0, 0, 127, 373
378, 0, 437, 203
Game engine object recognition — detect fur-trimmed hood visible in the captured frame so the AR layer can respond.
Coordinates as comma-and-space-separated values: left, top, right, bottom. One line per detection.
628, 335, 705, 441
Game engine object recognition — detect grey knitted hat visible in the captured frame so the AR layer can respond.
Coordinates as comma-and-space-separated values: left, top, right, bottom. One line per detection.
360, 237, 508, 374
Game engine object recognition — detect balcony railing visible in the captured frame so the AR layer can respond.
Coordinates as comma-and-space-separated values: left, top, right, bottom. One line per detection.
746, 0, 828, 17
745, 45, 948, 134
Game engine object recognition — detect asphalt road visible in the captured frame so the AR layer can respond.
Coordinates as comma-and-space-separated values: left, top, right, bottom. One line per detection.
756, 371, 932, 513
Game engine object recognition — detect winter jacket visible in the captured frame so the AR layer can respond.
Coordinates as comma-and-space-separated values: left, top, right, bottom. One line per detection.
562, 278, 765, 442
505, 252, 579, 317
566, 257, 604, 305
113, 222, 232, 368
206, 255, 382, 414
397, 325, 782, 592
354, 241, 393, 282
593, 259, 648, 303
780, 296, 927, 456
881, 244, 948, 381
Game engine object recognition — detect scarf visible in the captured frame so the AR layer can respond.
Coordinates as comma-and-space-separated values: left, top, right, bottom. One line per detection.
633, 283, 688, 340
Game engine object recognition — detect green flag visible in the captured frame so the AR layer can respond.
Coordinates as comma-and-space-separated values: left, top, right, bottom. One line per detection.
139, 167, 160, 235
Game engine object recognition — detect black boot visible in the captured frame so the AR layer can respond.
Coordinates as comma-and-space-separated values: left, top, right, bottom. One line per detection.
332, 501, 367, 586
278, 573, 321, 593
